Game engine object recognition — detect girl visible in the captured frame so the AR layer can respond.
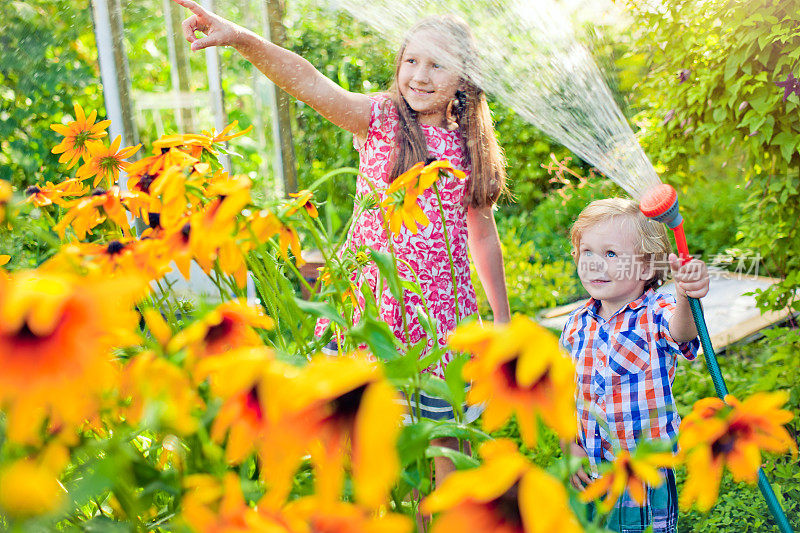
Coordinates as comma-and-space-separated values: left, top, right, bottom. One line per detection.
174, 0, 511, 483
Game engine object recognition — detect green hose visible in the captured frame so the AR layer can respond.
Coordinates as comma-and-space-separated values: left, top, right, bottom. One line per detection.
688, 297, 794, 533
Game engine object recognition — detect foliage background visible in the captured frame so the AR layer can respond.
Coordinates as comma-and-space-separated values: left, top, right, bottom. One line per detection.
1, 0, 798, 530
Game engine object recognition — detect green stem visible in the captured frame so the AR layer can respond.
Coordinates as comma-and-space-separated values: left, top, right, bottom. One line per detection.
432, 183, 461, 323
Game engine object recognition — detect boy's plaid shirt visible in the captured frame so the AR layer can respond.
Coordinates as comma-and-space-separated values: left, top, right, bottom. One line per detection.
559, 289, 699, 471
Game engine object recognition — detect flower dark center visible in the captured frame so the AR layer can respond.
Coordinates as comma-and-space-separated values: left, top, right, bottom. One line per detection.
181, 223, 191, 240
161, 147, 170, 155
15, 323, 42, 341
138, 173, 155, 193
331, 384, 367, 421
106, 240, 125, 255
204, 316, 234, 345
91, 187, 107, 196
148, 212, 161, 229
489, 481, 523, 531
500, 357, 519, 388
245, 385, 263, 421
25, 186, 41, 196
711, 432, 738, 457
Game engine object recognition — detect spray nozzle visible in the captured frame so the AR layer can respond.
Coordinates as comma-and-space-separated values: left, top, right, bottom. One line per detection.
639, 183, 683, 228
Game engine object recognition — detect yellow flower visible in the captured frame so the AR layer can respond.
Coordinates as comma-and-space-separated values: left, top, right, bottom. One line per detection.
418, 159, 466, 191
422, 439, 582, 533
167, 299, 274, 361
0, 255, 9, 267
385, 162, 425, 195
286, 496, 413, 533
203, 120, 254, 145
287, 189, 319, 218
50, 103, 111, 169
678, 392, 797, 511
380, 192, 429, 234
1, 180, 13, 223
76, 136, 141, 187
179, 472, 299, 533
450, 316, 577, 447
579, 449, 677, 512
292, 353, 405, 509
0, 270, 146, 444
25, 179, 88, 207
120, 351, 202, 436
0, 457, 66, 519
194, 348, 311, 506
54, 186, 133, 239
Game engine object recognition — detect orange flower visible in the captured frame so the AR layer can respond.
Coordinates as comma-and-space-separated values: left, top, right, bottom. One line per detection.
0, 447, 68, 519
422, 439, 582, 533
167, 299, 274, 361
0, 180, 11, 223
450, 316, 577, 447
418, 159, 466, 192
76, 136, 141, 187
678, 392, 797, 511
54, 186, 133, 239
25, 179, 88, 207
203, 120, 254, 145
120, 351, 202, 436
0, 270, 146, 444
380, 192, 429, 234
194, 348, 311, 506
579, 448, 677, 512
286, 496, 412, 533
179, 472, 298, 533
291, 353, 405, 509
50, 103, 111, 169
287, 189, 319, 218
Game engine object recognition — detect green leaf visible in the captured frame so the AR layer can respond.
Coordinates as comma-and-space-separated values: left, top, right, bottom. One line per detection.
347, 315, 398, 359
425, 446, 480, 469
444, 352, 469, 410
293, 298, 346, 328
369, 249, 403, 303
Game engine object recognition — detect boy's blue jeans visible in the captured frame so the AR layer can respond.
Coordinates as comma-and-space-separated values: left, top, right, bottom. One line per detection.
587, 468, 678, 533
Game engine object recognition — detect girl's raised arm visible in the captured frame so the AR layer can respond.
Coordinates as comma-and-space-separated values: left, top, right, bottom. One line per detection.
173, 0, 371, 138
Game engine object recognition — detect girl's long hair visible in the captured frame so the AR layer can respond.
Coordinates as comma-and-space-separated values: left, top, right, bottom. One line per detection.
387, 15, 507, 207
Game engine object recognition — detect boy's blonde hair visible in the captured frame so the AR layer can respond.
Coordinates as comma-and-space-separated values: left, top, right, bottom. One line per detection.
570, 198, 671, 291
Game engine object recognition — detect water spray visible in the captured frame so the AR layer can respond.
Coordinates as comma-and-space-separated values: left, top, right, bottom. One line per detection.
640, 183, 793, 533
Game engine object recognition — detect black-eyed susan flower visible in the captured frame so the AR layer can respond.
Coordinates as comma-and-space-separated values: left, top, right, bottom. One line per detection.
120, 351, 202, 436
286, 496, 413, 533
579, 448, 677, 512
287, 189, 319, 218
380, 192, 429, 234
54, 186, 133, 239
179, 472, 297, 533
0, 270, 146, 444
422, 439, 582, 533
76, 136, 141, 187
50, 103, 111, 169
194, 348, 311, 506
25, 179, 88, 207
292, 353, 405, 510
167, 299, 274, 361
1, 180, 13, 223
449, 316, 577, 447
418, 159, 466, 192
678, 392, 797, 511
203, 120, 254, 145
0, 451, 67, 519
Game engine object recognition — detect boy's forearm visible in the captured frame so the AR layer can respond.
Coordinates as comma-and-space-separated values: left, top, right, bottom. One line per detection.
669, 293, 698, 343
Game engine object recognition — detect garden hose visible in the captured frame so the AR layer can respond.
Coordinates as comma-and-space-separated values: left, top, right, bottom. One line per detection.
640, 184, 794, 533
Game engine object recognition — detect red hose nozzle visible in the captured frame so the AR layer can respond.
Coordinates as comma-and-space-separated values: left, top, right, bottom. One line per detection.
639, 183, 683, 229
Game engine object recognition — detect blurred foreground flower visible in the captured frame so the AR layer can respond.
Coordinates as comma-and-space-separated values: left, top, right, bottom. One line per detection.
579, 448, 677, 512
0, 270, 146, 444
0, 446, 68, 519
449, 316, 576, 447
422, 439, 582, 533
50, 103, 111, 168
679, 392, 797, 511
25, 179, 88, 207
293, 354, 405, 509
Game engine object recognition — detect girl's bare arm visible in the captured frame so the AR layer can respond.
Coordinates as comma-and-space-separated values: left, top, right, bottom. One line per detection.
174, 0, 371, 138
467, 205, 510, 324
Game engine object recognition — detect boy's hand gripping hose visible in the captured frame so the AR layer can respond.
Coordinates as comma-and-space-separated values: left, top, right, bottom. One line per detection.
640, 184, 793, 533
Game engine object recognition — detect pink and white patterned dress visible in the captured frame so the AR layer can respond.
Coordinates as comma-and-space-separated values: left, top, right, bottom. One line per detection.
315, 94, 479, 379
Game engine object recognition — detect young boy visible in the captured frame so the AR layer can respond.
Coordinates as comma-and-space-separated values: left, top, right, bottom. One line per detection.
560, 198, 710, 533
